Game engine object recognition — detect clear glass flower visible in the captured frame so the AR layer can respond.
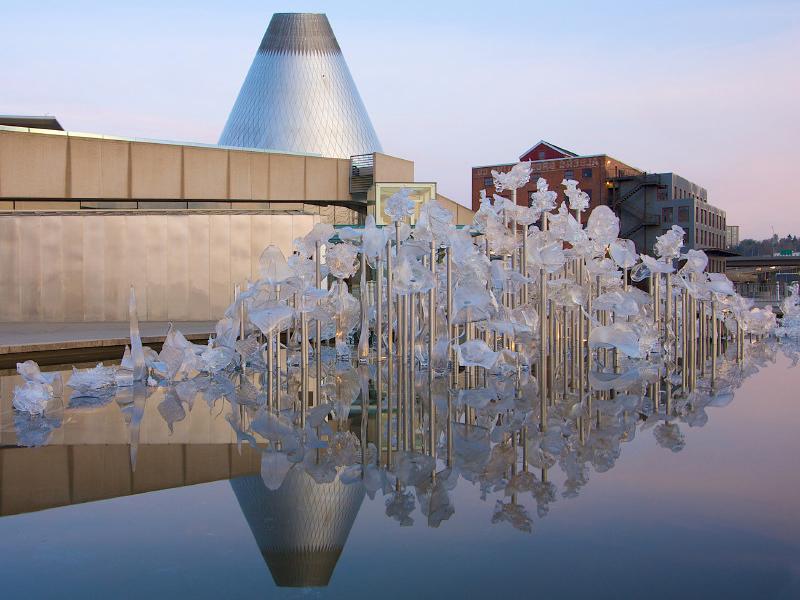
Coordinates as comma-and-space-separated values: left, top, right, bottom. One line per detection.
383, 187, 416, 222
325, 243, 360, 280
492, 161, 532, 192
585, 205, 619, 245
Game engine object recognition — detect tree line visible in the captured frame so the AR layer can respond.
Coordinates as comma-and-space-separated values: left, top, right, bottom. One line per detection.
731, 234, 800, 256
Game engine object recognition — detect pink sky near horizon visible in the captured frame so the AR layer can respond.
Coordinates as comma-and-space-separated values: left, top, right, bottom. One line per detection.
1, 1, 798, 240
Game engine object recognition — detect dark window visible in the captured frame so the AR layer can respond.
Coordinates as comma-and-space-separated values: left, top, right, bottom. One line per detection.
564, 169, 574, 179
678, 206, 690, 222
538, 151, 546, 159
662, 207, 673, 222
483, 177, 493, 187
582, 168, 593, 178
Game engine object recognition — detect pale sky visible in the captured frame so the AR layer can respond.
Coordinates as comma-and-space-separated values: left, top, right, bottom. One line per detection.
2, 0, 798, 239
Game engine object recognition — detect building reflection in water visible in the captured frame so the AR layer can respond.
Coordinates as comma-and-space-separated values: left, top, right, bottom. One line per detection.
0, 338, 798, 587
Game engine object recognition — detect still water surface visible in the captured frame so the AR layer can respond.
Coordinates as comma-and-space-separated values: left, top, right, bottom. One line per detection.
0, 347, 798, 599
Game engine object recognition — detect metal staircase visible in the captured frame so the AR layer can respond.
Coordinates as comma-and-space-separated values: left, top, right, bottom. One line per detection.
349, 154, 374, 196
609, 173, 665, 241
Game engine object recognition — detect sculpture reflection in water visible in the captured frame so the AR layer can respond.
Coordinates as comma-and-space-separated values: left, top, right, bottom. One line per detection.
6, 165, 800, 586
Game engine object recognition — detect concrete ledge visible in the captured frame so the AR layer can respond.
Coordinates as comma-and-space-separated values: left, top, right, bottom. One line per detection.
0, 321, 216, 355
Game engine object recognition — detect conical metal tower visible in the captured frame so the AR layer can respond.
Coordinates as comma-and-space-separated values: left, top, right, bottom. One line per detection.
219, 13, 382, 159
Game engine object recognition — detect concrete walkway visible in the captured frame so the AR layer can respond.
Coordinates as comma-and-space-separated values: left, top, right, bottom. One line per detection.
0, 321, 216, 355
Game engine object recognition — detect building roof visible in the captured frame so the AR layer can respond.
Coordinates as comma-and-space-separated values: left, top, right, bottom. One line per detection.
518, 140, 578, 160
0, 124, 321, 158
0, 115, 63, 130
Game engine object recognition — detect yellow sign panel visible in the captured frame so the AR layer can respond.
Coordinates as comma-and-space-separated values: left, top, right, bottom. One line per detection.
372, 182, 437, 226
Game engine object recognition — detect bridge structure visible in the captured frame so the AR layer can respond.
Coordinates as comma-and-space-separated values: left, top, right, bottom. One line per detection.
727, 255, 800, 310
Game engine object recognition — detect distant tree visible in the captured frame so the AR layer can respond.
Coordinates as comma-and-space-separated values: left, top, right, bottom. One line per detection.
732, 235, 800, 256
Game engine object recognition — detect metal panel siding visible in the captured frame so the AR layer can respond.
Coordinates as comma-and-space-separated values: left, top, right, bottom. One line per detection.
145, 215, 168, 321
40, 215, 64, 322
103, 216, 126, 320
250, 214, 272, 280
292, 214, 315, 248
0, 212, 316, 322
0, 216, 20, 321
229, 214, 252, 291
82, 215, 105, 321
18, 217, 43, 321
209, 215, 231, 317
126, 215, 149, 320
166, 215, 190, 320
62, 216, 84, 321
270, 214, 293, 258
188, 214, 211, 320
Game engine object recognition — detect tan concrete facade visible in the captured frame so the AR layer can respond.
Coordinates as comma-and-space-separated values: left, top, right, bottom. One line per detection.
437, 193, 475, 226
373, 152, 414, 183
0, 127, 352, 204
0, 127, 474, 323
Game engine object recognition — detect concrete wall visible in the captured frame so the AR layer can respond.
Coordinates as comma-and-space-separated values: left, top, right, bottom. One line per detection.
436, 193, 475, 226
373, 152, 414, 183
0, 129, 433, 321
0, 128, 352, 203
0, 210, 317, 322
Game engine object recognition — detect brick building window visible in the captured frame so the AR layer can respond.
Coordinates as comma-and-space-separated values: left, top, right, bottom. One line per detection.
678, 206, 690, 222
582, 168, 593, 178
662, 207, 673, 222
483, 177, 493, 187
564, 169, 574, 179
538, 151, 546, 159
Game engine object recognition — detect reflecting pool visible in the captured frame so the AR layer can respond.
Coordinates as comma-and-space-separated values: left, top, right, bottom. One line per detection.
0, 341, 798, 599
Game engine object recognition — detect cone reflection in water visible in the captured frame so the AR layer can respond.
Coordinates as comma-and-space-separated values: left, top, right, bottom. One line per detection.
230, 466, 365, 588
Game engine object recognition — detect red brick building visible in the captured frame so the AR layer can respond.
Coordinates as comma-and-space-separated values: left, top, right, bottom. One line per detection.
471, 140, 642, 212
